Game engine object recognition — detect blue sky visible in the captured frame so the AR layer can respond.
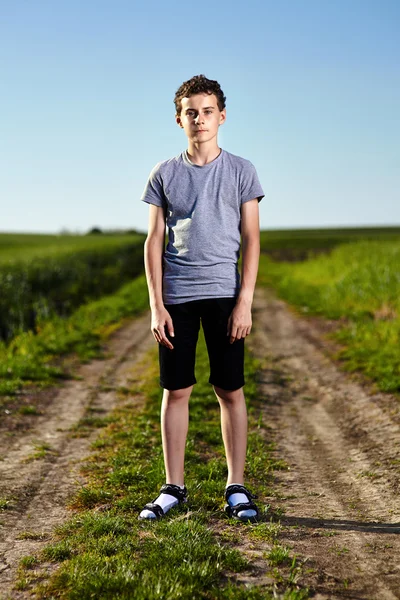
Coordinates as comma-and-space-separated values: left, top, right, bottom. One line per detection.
1, 0, 399, 234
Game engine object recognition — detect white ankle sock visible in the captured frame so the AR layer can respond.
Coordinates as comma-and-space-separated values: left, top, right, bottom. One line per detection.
140, 485, 185, 520
226, 483, 257, 518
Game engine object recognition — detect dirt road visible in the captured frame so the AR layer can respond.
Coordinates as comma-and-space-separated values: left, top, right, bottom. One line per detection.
0, 313, 153, 598
248, 287, 400, 599
1, 288, 400, 599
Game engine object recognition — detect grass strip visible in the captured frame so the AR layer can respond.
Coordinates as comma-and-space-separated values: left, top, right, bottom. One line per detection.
0, 274, 149, 397
258, 240, 400, 393
17, 332, 309, 599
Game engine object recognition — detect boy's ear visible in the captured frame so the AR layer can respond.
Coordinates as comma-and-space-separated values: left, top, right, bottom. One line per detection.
175, 115, 183, 128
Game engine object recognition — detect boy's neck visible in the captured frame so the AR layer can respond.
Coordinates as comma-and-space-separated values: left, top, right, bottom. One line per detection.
186, 141, 222, 166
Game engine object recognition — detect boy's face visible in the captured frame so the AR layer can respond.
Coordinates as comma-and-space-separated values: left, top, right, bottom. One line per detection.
176, 92, 226, 145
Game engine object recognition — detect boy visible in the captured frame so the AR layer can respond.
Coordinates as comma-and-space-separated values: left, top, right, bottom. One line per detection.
139, 74, 264, 522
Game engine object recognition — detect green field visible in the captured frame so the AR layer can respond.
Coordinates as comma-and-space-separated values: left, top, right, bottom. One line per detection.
259, 226, 400, 261
0, 231, 146, 344
0, 231, 143, 262
258, 227, 400, 393
1, 226, 399, 396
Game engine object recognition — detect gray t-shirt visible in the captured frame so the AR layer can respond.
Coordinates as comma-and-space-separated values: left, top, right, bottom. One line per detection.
141, 148, 265, 305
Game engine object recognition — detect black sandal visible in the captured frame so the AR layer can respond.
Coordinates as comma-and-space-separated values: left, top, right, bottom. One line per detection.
138, 483, 188, 520
224, 484, 259, 523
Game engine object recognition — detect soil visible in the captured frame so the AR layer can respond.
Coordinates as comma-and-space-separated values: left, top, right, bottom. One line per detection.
244, 287, 400, 599
0, 312, 154, 599
1, 287, 400, 599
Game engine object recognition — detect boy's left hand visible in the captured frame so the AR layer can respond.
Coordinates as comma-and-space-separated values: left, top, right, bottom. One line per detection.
227, 300, 252, 344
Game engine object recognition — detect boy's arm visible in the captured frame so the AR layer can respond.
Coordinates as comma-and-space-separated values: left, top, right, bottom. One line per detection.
144, 204, 174, 349
227, 198, 260, 344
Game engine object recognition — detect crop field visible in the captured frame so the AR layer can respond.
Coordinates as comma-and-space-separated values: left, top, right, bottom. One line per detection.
0, 231, 146, 346
258, 227, 400, 393
1, 227, 399, 599
259, 225, 400, 261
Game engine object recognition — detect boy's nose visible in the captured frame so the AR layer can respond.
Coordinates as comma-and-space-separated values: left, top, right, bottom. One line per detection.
194, 114, 204, 124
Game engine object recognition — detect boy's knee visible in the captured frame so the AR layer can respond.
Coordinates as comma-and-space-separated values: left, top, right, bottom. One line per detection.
213, 385, 244, 404
163, 385, 193, 403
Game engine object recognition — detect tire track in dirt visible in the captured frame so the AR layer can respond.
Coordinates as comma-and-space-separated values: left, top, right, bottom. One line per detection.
0, 311, 153, 598
248, 287, 400, 599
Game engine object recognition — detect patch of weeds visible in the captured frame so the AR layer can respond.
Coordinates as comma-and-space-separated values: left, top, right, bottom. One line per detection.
330, 544, 350, 557
269, 506, 286, 519
357, 470, 380, 480
321, 530, 339, 537
342, 578, 351, 590
266, 544, 292, 566
14, 576, 29, 591
42, 540, 73, 562
78, 416, 111, 428
69, 414, 113, 438
18, 404, 41, 416
0, 497, 12, 510
365, 541, 394, 553
271, 555, 308, 594
69, 486, 113, 510
91, 436, 115, 450
96, 384, 115, 393
20, 555, 39, 569
247, 521, 282, 542
116, 385, 131, 396
217, 529, 242, 545
23, 441, 57, 462
17, 531, 48, 541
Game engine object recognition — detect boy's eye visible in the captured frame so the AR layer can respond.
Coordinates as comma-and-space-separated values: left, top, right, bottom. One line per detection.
186, 110, 212, 117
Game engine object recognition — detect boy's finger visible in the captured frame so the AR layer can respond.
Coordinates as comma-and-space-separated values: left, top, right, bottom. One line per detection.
230, 325, 238, 344
159, 325, 174, 350
167, 318, 175, 338
227, 315, 232, 336
161, 336, 174, 350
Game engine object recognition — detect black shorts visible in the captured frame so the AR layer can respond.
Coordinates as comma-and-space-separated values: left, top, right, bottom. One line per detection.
159, 297, 245, 391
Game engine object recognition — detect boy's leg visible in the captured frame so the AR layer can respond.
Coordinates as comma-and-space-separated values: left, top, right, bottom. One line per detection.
213, 385, 247, 486
201, 298, 248, 481
159, 301, 200, 485
161, 385, 193, 486
214, 385, 258, 520
139, 302, 200, 519
202, 299, 258, 520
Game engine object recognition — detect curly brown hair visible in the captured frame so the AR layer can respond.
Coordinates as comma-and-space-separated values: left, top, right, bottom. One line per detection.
174, 74, 226, 116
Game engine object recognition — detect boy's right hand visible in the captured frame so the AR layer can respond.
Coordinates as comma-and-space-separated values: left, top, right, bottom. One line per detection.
151, 307, 175, 349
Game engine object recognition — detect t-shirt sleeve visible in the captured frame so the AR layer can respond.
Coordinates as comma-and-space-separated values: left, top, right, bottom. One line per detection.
240, 161, 265, 204
140, 162, 167, 208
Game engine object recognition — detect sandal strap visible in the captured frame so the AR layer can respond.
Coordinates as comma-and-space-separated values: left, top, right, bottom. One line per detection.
226, 501, 259, 517
225, 484, 257, 502
159, 483, 188, 503
142, 503, 165, 518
